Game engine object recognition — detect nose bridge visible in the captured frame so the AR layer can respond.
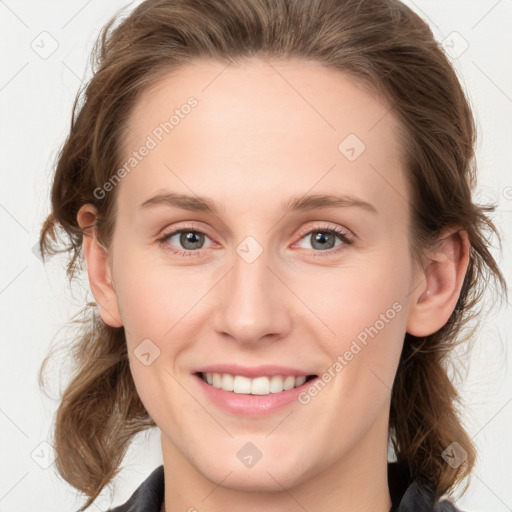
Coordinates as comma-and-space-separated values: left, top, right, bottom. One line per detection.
212, 237, 291, 344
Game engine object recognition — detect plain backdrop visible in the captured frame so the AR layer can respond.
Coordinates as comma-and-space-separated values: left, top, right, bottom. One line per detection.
0, 1, 511, 511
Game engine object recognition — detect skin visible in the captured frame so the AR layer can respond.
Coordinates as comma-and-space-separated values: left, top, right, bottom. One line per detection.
77, 59, 469, 512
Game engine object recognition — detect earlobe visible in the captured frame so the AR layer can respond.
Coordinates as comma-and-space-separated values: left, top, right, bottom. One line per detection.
406, 228, 469, 337
77, 204, 123, 328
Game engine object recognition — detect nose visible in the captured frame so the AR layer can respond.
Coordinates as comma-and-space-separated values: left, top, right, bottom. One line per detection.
212, 245, 293, 347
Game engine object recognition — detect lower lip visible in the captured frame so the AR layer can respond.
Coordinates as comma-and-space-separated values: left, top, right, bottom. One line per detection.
193, 374, 317, 416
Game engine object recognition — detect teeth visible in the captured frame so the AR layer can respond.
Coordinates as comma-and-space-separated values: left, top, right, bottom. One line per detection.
222, 373, 234, 391
203, 372, 309, 395
251, 376, 268, 395
234, 375, 251, 394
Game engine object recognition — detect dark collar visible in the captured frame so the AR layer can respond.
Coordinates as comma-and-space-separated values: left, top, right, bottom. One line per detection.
108, 462, 462, 512
388, 460, 461, 512
108, 465, 164, 512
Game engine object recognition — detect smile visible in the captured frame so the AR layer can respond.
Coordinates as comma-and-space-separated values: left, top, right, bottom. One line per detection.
198, 372, 316, 395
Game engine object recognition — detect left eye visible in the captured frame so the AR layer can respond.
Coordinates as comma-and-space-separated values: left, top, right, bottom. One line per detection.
297, 228, 350, 251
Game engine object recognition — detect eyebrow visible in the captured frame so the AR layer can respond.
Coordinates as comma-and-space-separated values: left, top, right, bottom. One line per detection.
283, 193, 377, 214
139, 192, 378, 215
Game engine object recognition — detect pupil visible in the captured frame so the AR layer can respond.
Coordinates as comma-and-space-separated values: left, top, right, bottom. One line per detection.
312, 232, 334, 250
181, 231, 203, 249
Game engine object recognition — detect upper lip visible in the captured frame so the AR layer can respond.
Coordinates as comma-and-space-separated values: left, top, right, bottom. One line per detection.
194, 364, 316, 378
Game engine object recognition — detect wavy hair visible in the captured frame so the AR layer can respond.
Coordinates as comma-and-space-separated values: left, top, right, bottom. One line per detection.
38, 0, 507, 509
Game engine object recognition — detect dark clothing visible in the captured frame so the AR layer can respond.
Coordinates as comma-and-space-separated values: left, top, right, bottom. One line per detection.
387, 461, 461, 511
108, 461, 462, 511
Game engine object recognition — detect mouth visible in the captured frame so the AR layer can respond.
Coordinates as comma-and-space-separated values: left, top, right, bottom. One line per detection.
195, 371, 318, 395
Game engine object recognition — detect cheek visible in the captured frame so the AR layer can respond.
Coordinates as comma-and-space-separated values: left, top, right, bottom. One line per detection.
314, 251, 411, 391
112, 251, 190, 340
319, 257, 410, 337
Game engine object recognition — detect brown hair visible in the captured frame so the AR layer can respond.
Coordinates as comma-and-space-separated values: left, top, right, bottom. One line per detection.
38, 0, 507, 509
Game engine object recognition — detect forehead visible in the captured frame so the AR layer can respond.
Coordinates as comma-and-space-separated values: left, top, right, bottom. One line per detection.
119, 58, 407, 219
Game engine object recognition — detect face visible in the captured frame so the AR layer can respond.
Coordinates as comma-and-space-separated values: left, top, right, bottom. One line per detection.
104, 59, 418, 491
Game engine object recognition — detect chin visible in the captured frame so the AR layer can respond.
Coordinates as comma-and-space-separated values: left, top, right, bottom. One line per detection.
212, 469, 301, 492
197, 454, 313, 492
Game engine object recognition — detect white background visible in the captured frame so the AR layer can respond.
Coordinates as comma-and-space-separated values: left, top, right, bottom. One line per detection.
0, 1, 511, 511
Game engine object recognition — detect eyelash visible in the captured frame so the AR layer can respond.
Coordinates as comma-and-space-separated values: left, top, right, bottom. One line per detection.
157, 223, 354, 258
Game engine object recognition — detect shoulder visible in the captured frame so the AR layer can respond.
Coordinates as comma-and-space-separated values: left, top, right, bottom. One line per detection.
435, 498, 465, 512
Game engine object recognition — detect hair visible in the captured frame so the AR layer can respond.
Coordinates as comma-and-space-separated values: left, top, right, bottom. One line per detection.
38, 0, 507, 509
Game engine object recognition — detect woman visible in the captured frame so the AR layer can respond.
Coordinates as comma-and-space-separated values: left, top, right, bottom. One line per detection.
38, 0, 506, 511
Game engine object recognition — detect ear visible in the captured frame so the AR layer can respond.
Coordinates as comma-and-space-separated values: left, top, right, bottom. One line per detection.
406, 227, 469, 337
77, 204, 123, 328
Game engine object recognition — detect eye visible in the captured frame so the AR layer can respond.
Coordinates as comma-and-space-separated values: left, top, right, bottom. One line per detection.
157, 223, 353, 258
295, 224, 353, 256
157, 225, 213, 257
